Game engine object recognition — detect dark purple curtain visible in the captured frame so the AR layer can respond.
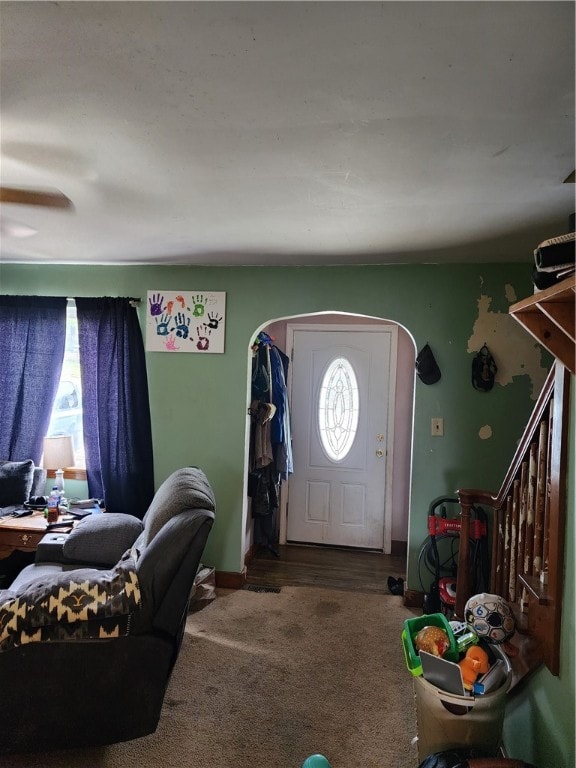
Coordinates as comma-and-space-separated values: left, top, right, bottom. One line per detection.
75, 297, 154, 518
0, 296, 67, 463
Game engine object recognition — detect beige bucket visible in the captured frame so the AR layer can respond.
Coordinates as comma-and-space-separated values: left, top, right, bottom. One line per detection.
413, 647, 511, 761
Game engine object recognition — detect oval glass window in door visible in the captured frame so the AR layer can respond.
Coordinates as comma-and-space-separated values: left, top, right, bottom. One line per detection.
318, 356, 359, 461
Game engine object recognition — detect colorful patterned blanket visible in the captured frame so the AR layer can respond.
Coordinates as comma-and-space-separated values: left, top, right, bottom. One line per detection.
0, 554, 140, 652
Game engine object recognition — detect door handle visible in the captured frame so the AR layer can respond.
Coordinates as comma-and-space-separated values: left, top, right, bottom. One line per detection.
376, 449, 384, 458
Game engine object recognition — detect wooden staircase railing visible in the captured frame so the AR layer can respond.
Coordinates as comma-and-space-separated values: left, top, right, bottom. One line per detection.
455, 361, 571, 679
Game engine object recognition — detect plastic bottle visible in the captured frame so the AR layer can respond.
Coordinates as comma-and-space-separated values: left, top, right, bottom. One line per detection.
47, 486, 60, 523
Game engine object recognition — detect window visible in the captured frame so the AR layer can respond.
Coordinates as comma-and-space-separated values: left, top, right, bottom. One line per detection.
318, 356, 359, 461
45, 301, 85, 469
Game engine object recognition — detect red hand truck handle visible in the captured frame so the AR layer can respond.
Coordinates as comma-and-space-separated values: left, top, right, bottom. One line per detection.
428, 515, 487, 539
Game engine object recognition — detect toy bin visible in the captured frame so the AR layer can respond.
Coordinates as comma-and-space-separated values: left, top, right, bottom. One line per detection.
413, 645, 512, 762
402, 612, 459, 676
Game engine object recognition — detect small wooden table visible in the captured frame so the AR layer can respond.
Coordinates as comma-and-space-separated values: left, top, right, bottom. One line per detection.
0, 511, 71, 559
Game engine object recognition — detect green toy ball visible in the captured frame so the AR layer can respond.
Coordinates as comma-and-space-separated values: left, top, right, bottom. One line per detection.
302, 755, 332, 768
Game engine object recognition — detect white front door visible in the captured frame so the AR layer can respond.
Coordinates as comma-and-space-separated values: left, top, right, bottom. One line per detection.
286, 325, 397, 551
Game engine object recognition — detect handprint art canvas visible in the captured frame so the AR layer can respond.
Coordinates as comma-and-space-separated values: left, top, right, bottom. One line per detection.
146, 291, 226, 353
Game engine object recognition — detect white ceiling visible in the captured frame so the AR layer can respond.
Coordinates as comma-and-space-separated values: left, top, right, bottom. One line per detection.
0, 1, 574, 266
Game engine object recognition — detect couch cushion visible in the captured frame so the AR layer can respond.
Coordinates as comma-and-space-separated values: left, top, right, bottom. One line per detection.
30, 467, 47, 498
0, 460, 35, 507
63, 513, 144, 567
141, 467, 215, 546
9, 562, 84, 592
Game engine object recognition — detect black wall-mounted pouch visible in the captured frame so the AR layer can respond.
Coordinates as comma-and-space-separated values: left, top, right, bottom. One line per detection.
416, 343, 441, 385
472, 343, 497, 392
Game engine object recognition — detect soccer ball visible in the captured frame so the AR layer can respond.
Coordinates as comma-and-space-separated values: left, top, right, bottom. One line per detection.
464, 592, 515, 644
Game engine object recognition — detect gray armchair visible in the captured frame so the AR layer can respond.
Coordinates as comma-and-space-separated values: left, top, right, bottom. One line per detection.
0, 466, 215, 754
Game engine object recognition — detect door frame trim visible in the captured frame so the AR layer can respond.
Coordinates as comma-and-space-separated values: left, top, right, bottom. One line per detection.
281, 322, 398, 553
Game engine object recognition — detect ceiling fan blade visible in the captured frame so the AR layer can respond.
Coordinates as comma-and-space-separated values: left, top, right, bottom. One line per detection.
0, 186, 73, 209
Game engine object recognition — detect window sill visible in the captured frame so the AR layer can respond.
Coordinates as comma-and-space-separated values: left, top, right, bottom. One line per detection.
46, 468, 87, 481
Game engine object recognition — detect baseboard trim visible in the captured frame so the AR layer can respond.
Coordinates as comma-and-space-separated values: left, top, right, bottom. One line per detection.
403, 589, 424, 609
215, 569, 246, 590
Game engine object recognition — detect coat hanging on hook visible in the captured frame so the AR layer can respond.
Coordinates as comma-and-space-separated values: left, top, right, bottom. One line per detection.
472, 343, 497, 392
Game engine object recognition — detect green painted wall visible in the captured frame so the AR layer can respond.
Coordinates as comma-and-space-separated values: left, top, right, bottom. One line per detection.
2, 260, 573, 763
1, 262, 541, 580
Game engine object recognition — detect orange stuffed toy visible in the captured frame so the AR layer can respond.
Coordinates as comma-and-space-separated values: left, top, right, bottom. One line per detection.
458, 645, 490, 691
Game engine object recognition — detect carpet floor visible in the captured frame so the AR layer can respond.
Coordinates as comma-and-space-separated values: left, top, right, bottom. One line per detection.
3, 586, 419, 768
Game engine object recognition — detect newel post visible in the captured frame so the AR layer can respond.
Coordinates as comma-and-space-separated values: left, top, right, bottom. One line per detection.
455, 489, 496, 619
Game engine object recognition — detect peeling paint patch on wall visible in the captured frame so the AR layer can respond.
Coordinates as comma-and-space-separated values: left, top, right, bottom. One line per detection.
479, 425, 493, 440
468, 285, 548, 400
504, 283, 517, 303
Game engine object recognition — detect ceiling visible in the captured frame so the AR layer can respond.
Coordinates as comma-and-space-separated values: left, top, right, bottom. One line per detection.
0, 1, 574, 267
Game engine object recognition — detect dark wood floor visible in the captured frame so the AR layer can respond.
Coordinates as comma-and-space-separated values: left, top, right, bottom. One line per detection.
245, 543, 407, 594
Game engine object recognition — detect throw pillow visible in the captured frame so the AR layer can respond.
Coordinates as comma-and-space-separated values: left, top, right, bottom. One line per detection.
63, 513, 144, 567
0, 459, 35, 507
30, 467, 48, 498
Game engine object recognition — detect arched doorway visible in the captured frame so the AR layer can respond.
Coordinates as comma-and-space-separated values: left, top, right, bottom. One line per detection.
243, 311, 415, 589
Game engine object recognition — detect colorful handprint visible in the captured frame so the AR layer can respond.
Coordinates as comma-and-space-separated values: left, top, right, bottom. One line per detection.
192, 294, 206, 318
195, 326, 211, 351
206, 311, 222, 330
165, 333, 180, 351
174, 312, 191, 339
148, 293, 165, 316
155, 313, 172, 336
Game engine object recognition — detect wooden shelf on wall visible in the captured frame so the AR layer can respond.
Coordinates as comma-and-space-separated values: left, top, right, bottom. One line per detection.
509, 275, 575, 374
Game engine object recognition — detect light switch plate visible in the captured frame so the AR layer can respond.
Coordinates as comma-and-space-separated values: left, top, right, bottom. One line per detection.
431, 418, 444, 436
